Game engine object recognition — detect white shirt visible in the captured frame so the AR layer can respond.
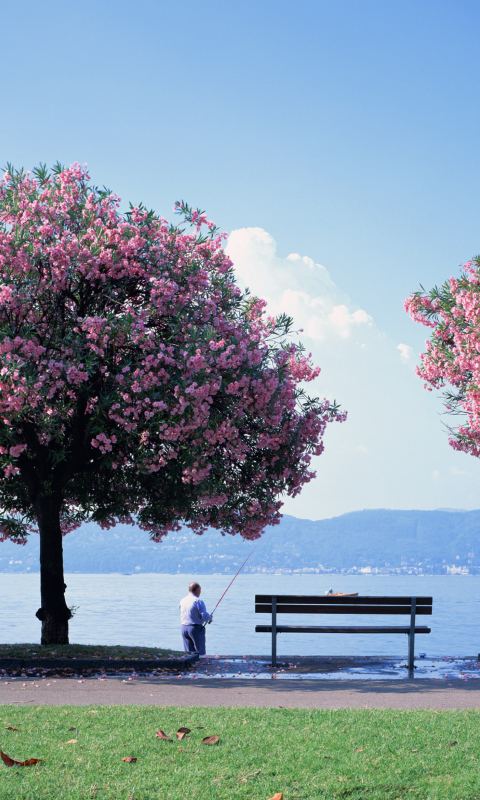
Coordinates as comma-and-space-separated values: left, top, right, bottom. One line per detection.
179, 593, 210, 625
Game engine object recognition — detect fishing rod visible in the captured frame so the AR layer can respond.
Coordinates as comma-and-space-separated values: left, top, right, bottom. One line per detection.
207, 545, 257, 624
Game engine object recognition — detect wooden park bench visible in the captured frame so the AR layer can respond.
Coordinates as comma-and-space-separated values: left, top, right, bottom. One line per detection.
255, 595, 432, 669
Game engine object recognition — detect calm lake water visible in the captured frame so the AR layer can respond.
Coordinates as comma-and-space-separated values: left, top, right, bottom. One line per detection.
1, 573, 479, 656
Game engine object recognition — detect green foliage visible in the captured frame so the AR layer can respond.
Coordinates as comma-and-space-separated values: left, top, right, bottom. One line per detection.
0, 163, 339, 542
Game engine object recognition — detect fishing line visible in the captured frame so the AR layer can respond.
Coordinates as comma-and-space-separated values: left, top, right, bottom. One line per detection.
207, 545, 257, 623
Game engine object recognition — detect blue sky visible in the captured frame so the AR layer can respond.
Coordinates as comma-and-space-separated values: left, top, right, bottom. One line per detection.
1, 0, 480, 518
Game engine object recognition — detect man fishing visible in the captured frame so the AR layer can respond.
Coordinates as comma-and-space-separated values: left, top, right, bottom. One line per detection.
179, 549, 257, 656
179, 582, 212, 657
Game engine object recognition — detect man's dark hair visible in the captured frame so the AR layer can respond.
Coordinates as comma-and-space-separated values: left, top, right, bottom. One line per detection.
189, 582, 201, 593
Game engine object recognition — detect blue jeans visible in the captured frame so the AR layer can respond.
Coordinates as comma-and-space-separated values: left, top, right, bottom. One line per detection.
181, 624, 206, 655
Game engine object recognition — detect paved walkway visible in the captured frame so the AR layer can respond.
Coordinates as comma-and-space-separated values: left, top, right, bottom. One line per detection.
3, 656, 480, 709
2, 676, 480, 709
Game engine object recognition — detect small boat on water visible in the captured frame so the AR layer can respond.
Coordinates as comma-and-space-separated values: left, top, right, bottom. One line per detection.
325, 590, 359, 596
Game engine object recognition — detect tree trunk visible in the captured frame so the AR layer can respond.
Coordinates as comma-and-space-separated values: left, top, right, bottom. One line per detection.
34, 492, 71, 645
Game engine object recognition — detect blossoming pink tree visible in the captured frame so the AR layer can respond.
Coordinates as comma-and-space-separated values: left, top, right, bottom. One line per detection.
405, 255, 480, 458
0, 163, 346, 644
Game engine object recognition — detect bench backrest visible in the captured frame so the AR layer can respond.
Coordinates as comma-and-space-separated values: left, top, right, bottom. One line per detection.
255, 595, 433, 615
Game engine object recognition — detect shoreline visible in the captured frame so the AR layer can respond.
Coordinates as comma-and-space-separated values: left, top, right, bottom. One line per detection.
1, 654, 480, 682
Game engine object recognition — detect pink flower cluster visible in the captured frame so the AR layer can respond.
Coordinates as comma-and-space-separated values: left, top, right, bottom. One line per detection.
405, 259, 480, 457
0, 164, 346, 542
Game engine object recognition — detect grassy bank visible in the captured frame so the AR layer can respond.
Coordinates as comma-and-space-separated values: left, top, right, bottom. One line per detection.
1, 706, 480, 799
0, 644, 183, 660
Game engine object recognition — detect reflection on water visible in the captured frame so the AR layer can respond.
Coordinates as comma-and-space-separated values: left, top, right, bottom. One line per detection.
182, 655, 480, 681
0, 573, 479, 657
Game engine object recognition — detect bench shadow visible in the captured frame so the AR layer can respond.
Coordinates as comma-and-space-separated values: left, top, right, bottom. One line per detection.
135, 676, 480, 694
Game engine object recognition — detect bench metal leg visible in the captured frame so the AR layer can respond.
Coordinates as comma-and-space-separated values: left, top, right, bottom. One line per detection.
408, 597, 416, 672
272, 596, 277, 668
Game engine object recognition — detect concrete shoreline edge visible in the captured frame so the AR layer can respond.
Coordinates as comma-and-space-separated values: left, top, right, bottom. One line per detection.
0, 653, 199, 672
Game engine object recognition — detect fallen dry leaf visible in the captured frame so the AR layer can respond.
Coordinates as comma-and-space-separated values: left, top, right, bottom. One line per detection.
1, 750, 42, 767
241, 769, 261, 782
68, 727, 76, 731
268, 794, 283, 800
65, 739, 78, 745
156, 730, 172, 741
176, 727, 191, 741
202, 735, 219, 745
122, 756, 137, 763
4, 727, 20, 732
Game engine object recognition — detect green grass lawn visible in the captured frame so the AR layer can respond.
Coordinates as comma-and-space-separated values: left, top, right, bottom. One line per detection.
1, 707, 480, 799
0, 644, 183, 660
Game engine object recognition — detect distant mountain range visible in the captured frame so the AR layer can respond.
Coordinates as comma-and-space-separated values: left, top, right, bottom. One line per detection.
1, 508, 480, 575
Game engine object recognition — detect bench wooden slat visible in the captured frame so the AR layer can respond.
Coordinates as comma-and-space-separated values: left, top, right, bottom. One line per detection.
255, 604, 432, 615
255, 593, 433, 669
255, 595, 432, 606
255, 625, 432, 634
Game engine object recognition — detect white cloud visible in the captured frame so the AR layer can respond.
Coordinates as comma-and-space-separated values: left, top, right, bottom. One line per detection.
397, 343, 413, 363
225, 226, 480, 519
451, 465, 468, 476
226, 228, 372, 343
327, 305, 373, 339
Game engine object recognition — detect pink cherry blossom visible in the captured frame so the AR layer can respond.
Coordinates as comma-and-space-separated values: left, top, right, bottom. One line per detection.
0, 163, 346, 643
406, 256, 480, 457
